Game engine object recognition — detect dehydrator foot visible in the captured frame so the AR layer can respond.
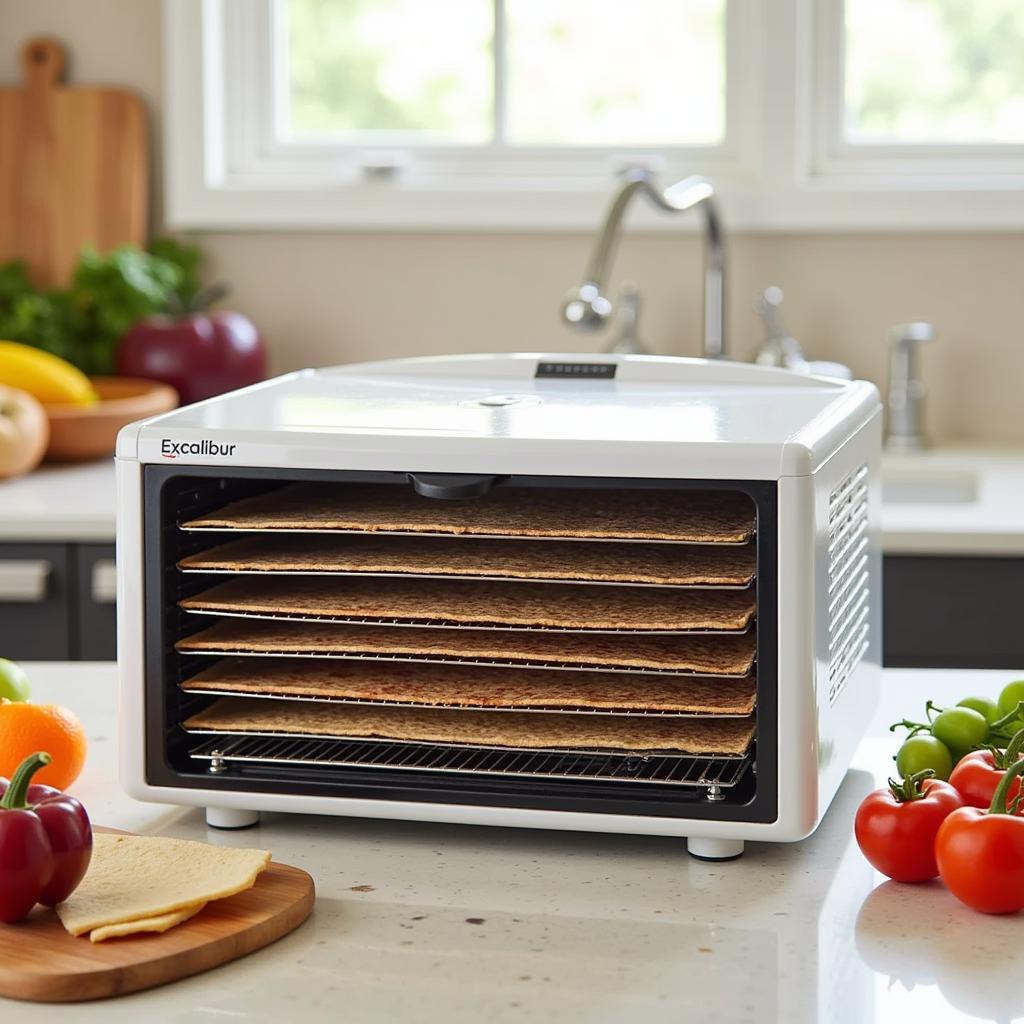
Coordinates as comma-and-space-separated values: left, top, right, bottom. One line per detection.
686, 837, 744, 861
205, 807, 260, 830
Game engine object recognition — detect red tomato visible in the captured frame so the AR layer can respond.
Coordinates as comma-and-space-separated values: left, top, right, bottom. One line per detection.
855, 774, 964, 882
935, 807, 1024, 913
949, 750, 1024, 811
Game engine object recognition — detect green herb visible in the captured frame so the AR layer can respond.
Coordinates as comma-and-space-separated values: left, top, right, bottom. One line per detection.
0, 240, 204, 375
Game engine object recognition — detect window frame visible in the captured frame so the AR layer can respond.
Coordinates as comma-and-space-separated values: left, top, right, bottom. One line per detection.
164, 0, 1024, 231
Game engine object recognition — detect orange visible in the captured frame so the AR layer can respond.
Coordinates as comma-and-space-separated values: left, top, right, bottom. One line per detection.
0, 699, 87, 791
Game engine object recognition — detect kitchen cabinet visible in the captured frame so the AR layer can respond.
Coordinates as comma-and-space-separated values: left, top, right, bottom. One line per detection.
0, 542, 116, 661
884, 555, 1024, 669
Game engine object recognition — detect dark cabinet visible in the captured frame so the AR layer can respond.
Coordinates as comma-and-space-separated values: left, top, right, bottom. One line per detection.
884, 555, 1024, 669
0, 542, 116, 661
73, 544, 117, 661
0, 542, 74, 659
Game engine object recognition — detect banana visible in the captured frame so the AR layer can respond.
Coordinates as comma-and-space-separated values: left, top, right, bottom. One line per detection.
0, 341, 98, 406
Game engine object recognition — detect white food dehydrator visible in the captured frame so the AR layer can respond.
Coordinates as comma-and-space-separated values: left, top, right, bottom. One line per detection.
116, 353, 882, 860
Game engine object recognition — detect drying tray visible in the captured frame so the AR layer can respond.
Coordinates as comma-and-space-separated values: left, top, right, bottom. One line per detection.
178, 648, 757, 680
179, 607, 755, 637
184, 729, 753, 766
186, 734, 753, 788
177, 685, 757, 719
177, 566, 754, 591
179, 526, 754, 547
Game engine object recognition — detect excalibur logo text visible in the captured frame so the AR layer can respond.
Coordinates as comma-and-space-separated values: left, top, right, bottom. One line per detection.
160, 439, 237, 459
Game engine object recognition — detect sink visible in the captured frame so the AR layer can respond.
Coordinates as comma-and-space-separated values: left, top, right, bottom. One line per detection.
882, 467, 978, 505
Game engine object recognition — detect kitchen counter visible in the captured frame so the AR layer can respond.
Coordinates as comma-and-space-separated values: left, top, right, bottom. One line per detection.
6, 663, 1023, 1022
0, 460, 116, 541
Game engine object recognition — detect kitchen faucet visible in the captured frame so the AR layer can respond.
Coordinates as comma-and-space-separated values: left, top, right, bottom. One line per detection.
561, 167, 726, 359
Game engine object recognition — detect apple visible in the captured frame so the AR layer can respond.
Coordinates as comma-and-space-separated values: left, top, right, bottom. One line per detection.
116, 297, 267, 406
0, 384, 48, 479
0, 658, 30, 702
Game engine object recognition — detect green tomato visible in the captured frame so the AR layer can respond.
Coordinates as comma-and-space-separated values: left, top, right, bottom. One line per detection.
0, 658, 30, 702
958, 696, 1000, 725
896, 734, 953, 781
998, 680, 1024, 720
931, 706, 989, 760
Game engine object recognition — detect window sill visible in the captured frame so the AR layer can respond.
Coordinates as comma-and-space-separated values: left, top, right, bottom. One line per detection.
165, 177, 1024, 233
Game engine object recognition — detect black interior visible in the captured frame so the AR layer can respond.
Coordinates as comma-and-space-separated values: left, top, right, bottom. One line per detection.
142, 466, 779, 824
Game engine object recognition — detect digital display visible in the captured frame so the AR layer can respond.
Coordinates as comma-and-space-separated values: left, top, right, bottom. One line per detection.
535, 362, 617, 380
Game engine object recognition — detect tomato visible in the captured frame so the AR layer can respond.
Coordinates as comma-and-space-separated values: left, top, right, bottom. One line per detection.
949, 750, 1024, 811
958, 696, 1000, 725
997, 680, 1024, 720
896, 734, 953, 781
930, 706, 989, 761
936, 758, 1024, 913
855, 772, 964, 882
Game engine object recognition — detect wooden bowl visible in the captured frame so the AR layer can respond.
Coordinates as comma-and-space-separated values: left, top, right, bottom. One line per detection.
44, 376, 178, 462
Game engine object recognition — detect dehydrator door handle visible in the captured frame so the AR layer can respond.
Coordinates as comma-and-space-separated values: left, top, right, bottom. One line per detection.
406, 473, 508, 500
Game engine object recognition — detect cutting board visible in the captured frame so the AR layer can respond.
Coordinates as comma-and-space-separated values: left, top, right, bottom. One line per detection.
0, 831, 315, 1003
0, 37, 149, 287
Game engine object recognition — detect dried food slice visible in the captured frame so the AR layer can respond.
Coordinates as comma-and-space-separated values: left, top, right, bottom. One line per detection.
181, 657, 757, 714
182, 483, 755, 544
180, 576, 755, 633
176, 620, 757, 676
184, 697, 755, 755
179, 534, 756, 587
56, 834, 270, 937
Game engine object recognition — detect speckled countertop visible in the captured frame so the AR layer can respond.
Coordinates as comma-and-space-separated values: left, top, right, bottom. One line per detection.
6, 663, 1024, 1023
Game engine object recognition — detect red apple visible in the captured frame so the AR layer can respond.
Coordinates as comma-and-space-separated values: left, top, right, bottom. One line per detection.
116, 309, 267, 406
0, 384, 48, 479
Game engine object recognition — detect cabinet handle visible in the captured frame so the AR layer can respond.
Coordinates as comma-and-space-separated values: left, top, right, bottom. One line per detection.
0, 559, 51, 602
91, 559, 117, 605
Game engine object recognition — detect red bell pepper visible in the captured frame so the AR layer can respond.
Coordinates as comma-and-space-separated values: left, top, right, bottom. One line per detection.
854, 769, 964, 882
949, 727, 1024, 811
936, 756, 1024, 914
0, 751, 92, 923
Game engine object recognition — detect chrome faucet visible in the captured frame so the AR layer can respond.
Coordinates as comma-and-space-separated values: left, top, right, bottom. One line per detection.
561, 167, 726, 359
886, 322, 934, 451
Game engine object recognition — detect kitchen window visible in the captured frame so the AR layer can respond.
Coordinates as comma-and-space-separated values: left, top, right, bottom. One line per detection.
165, 0, 1024, 230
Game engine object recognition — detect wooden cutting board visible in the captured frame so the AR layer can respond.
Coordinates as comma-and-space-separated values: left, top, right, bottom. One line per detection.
0, 37, 149, 287
0, 831, 315, 1003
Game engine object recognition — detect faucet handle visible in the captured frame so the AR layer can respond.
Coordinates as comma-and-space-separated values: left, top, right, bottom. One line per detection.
605, 283, 648, 355
754, 286, 808, 371
889, 322, 935, 347
886, 322, 934, 451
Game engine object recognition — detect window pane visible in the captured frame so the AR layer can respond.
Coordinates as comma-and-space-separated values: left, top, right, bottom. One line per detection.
505, 0, 725, 146
282, 0, 493, 142
845, 0, 1024, 143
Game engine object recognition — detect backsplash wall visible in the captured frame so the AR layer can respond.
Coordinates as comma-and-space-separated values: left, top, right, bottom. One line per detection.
4, 0, 1024, 444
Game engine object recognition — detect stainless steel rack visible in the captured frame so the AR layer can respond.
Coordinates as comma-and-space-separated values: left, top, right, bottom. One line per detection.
187, 733, 753, 788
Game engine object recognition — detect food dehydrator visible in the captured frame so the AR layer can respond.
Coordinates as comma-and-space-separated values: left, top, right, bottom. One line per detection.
116, 353, 882, 860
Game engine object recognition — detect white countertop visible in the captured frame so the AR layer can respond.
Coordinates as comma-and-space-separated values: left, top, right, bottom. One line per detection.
0, 461, 116, 542
882, 446, 1024, 556
2, 447, 1024, 556
6, 662, 1024, 1022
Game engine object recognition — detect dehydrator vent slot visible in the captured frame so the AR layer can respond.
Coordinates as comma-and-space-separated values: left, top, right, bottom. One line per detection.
827, 464, 870, 705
